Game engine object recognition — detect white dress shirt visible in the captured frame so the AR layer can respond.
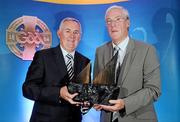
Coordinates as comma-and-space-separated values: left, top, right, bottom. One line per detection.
60, 45, 75, 67
112, 36, 129, 65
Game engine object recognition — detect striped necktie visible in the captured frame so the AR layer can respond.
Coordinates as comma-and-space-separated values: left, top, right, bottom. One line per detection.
66, 54, 74, 80
112, 46, 120, 122
113, 46, 121, 84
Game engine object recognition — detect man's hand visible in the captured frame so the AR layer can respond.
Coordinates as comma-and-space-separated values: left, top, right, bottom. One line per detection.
93, 99, 125, 112
60, 86, 80, 105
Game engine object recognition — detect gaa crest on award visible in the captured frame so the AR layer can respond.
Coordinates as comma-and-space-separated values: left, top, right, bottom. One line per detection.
6, 16, 52, 60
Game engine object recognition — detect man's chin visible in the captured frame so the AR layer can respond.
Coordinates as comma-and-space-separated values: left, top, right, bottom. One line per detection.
68, 47, 75, 52
110, 33, 120, 37
111, 36, 120, 41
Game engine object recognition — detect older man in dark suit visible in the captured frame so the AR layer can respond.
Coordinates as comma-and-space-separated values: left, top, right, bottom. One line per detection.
23, 17, 90, 122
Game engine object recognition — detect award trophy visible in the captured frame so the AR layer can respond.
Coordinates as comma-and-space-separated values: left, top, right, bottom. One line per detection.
67, 63, 91, 102
67, 52, 120, 105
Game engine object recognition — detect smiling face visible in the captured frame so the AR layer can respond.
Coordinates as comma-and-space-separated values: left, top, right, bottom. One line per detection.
57, 20, 81, 53
106, 7, 130, 44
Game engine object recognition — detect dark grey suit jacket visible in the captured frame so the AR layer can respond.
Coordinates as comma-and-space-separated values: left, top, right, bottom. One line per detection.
23, 45, 90, 122
93, 39, 161, 122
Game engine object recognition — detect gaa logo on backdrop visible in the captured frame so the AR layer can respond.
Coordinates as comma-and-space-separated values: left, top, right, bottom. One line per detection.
6, 16, 52, 60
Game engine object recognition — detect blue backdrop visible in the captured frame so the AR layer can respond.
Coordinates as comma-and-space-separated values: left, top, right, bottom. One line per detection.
0, 0, 180, 122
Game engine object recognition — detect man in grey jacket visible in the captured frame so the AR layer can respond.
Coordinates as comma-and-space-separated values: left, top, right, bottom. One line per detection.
93, 5, 161, 122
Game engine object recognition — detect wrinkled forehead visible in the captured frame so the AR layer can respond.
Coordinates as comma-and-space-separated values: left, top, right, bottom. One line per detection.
59, 17, 82, 33
63, 20, 79, 27
106, 8, 125, 19
61, 20, 81, 31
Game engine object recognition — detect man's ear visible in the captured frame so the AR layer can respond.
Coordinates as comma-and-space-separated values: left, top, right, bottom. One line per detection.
127, 19, 130, 28
57, 29, 61, 38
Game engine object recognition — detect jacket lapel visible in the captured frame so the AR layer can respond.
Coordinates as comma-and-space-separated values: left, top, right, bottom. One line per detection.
74, 52, 81, 77
119, 39, 136, 85
52, 45, 67, 78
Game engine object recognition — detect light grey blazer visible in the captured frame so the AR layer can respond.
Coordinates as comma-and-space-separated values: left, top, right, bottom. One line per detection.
93, 39, 161, 122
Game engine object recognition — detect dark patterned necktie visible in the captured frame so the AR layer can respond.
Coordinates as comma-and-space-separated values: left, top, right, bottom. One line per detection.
113, 46, 121, 84
66, 54, 74, 80
112, 46, 120, 122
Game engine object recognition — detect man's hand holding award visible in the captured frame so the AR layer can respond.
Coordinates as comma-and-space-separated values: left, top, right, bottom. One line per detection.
67, 53, 120, 107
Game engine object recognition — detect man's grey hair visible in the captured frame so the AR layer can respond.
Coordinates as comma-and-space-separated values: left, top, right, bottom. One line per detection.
59, 17, 82, 33
105, 5, 130, 20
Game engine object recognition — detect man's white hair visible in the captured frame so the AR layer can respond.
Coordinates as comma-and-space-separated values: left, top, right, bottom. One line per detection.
105, 5, 130, 20
59, 17, 82, 33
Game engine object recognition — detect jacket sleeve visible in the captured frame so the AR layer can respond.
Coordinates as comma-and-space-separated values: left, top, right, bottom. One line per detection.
22, 51, 61, 104
123, 45, 161, 115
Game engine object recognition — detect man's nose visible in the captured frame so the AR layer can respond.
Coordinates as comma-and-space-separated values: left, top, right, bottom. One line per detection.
69, 32, 75, 39
111, 21, 116, 27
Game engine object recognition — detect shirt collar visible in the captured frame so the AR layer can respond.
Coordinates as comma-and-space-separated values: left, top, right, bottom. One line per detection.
112, 36, 129, 52
60, 45, 75, 59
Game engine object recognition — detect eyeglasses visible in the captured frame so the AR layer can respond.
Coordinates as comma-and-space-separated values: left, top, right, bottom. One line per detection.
106, 16, 127, 25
